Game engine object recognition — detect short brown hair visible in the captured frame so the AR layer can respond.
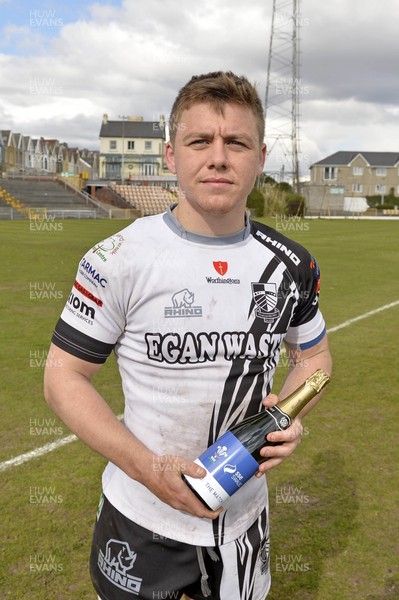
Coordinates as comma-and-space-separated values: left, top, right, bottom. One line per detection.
168, 71, 265, 145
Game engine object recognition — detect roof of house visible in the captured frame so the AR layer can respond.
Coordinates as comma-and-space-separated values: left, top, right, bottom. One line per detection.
312, 151, 399, 168
99, 120, 164, 139
0, 130, 13, 145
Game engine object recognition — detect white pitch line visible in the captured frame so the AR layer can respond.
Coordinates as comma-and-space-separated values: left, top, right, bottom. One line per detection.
326, 299, 399, 333
0, 434, 77, 472
0, 414, 124, 473
1, 299, 398, 474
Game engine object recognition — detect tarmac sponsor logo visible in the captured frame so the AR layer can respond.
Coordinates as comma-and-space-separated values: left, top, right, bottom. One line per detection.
79, 258, 108, 288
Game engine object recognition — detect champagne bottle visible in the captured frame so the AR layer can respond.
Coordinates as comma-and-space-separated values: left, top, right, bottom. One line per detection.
183, 369, 330, 510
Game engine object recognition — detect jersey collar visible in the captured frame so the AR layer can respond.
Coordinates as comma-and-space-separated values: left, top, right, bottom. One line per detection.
163, 203, 251, 245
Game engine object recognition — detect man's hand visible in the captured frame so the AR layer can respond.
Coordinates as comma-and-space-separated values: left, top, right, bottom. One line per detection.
45, 345, 222, 520
254, 335, 332, 476
143, 454, 223, 520
255, 393, 304, 476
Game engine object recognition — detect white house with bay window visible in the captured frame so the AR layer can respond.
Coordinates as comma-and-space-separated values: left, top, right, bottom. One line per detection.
99, 114, 169, 181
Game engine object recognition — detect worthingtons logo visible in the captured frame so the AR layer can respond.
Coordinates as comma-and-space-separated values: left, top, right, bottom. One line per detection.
164, 289, 202, 318
206, 260, 240, 284
213, 261, 228, 276
98, 539, 142, 595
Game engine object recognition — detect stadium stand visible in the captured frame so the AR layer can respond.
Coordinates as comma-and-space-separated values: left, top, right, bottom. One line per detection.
112, 184, 182, 216
0, 177, 106, 219
0, 189, 26, 219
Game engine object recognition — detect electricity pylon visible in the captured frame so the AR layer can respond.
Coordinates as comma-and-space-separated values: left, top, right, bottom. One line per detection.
265, 0, 301, 192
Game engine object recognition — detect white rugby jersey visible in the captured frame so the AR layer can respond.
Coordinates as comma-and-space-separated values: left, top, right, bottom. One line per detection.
52, 206, 326, 546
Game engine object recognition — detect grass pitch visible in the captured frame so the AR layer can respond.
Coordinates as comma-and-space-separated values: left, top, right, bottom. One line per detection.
0, 217, 398, 599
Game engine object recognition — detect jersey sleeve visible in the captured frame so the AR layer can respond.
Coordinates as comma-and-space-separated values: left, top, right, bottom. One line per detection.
51, 249, 126, 364
285, 255, 326, 350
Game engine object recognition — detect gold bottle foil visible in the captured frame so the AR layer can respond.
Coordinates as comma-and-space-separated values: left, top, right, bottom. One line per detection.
278, 369, 331, 419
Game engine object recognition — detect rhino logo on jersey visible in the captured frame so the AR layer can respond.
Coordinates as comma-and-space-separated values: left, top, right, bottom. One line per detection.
172, 288, 194, 308
164, 288, 202, 318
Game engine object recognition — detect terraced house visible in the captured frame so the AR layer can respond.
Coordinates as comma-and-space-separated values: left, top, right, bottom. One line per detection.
0, 130, 99, 178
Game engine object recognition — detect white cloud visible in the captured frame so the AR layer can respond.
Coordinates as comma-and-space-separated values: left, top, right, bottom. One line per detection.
0, 0, 398, 169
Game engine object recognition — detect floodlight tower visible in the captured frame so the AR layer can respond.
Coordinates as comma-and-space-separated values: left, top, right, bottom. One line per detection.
265, 0, 301, 192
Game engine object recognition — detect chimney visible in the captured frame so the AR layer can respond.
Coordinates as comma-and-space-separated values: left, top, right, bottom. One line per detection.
102, 113, 108, 124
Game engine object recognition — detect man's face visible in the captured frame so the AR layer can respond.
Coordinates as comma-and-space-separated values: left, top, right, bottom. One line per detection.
165, 102, 266, 222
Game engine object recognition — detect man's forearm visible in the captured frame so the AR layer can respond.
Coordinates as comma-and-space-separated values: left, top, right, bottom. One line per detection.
44, 367, 153, 484
279, 337, 332, 418
44, 362, 219, 519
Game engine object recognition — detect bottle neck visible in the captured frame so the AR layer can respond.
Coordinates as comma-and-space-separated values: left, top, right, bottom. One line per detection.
278, 369, 330, 419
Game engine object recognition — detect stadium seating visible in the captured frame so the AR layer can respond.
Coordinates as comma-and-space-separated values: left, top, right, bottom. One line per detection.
113, 184, 182, 216
0, 177, 100, 218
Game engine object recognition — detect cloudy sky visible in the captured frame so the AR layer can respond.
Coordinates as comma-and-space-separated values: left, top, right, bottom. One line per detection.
1, 0, 398, 177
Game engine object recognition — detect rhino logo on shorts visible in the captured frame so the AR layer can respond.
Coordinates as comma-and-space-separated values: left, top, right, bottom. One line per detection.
172, 288, 194, 308
98, 538, 143, 594
104, 539, 137, 575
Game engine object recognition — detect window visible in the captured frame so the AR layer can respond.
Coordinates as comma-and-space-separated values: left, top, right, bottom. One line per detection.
145, 141, 152, 150
127, 141, 135, 150
376, 168, 387, 176
324, 167, 336, 180
353, 166, 363, 176
376, 184, 386, 193
109, 140, 117, 150
142, 163, 157, 175
105, 162, 120, 177
352, 183, 363, 193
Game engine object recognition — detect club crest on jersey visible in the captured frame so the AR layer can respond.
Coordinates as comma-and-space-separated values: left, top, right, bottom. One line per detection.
164, 288, 203, 318
213, 261, 228, 276
251, 283, 280, 324
98, 538, 143, 594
